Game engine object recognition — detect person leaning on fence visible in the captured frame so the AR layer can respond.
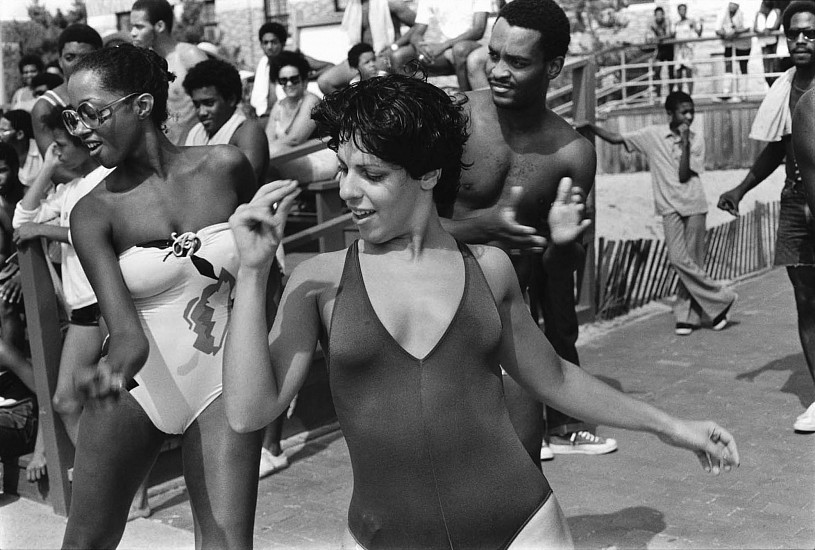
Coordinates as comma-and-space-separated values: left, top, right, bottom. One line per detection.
719, 1, 815, 434
716, 2, 752, 102
581, 91, 738, 337
674, 3, 703, 95
649, 6, 675, 97
755, 0, 784, 86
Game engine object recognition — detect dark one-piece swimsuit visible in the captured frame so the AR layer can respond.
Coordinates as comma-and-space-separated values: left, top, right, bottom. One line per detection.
328, 240, 553, 550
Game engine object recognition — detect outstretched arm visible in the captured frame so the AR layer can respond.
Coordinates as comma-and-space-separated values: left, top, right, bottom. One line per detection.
793, 89, 815, 216
717, 139, 785, 216
579, 122, 625, 145
224, 180, 309, 432
482, 247, 739, 473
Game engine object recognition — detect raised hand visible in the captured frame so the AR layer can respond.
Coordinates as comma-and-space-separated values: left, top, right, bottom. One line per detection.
229, 180, 300, 270
658, 419, 740, 475
548, 177, 592, 245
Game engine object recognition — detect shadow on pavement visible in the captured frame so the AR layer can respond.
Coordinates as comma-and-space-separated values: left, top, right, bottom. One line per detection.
735, 352, 814, 407
288, 430, 344, 463
567, 505, 665, 549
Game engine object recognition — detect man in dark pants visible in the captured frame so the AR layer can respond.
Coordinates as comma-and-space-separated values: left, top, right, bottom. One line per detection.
442, 0, 617, 462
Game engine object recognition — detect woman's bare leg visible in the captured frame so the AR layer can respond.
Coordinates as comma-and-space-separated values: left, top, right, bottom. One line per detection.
62, 392, 165, 549
182, 395, 262, 550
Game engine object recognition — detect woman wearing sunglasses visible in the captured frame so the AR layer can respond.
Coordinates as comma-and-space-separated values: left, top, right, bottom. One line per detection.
266, 50, 336, 183
59, 43, 298, 549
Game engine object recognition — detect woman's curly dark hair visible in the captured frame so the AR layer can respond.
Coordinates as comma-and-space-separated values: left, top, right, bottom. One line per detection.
71, 43, 176, 125
312, 74, 469, 215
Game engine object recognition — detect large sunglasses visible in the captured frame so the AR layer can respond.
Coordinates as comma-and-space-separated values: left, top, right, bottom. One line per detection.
278, 75, 302, 86
62, 92, 141, 136
785, 28, 815, 42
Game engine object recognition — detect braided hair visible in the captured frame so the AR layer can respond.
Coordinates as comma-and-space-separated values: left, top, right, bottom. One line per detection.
71, 44, 176, 125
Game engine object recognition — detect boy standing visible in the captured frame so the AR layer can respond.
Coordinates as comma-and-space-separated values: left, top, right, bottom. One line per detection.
582, 91, 737, 335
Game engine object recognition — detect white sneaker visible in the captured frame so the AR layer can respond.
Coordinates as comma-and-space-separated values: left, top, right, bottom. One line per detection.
793, 403, 815, 432
549, 431, 618, 455
540, 440, 554, 461
259, 448, 289, 478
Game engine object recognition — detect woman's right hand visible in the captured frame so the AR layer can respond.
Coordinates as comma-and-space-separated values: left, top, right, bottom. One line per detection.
229, 180, 300, 270
72, 356, 125, 407
42, 141, 62, 170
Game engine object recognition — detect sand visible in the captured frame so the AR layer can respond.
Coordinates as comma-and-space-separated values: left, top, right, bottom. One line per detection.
594, 167, 787, 241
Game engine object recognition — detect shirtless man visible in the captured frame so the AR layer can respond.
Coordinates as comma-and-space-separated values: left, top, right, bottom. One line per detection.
442, 0, 617, 461
30, 24, 103, 184
317, 0, 416, 94
724, 1, 815, 433
130, 0, 208, 145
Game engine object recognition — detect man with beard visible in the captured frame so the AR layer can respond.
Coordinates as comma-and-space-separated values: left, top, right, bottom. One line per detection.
719, 1, 815, 433
442, 0, 617, 462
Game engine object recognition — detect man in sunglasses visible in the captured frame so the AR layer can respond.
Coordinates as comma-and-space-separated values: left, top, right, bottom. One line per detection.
718, 1, 815, 434
130, 0, 207, 145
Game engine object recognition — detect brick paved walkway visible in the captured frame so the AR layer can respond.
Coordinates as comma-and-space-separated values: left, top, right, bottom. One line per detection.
4, 267, 813, 548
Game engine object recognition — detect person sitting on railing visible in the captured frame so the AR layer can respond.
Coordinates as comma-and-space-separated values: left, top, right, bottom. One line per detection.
267, 51, 337, 184
674, 3, 704, 95
183, 58, 269, 186
317, 0, 416, 94
720, 1, 815, 434
582, 91, 738, 337
648, 6, 676, 97
716, 1, 752, 102
348, 43, 381, 83
389, 0, 491, 91
250, 22, 335, 125
754, 0, 784, 86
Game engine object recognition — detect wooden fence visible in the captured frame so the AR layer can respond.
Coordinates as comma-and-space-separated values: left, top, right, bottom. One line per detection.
595, 201, 779, 320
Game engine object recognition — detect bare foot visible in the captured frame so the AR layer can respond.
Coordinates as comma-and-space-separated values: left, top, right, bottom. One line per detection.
127, 483, 151, 521
25, 452, 47, 482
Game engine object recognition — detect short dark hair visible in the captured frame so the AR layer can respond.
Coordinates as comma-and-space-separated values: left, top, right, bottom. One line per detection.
312, 74, 469, 216
258, 21, 288, 44
497, 0, 571, 61
31, 72, 64, 90
43, 107, 83, 146
0, 142, 21, 180
270, 50, 311, 82
2, 110, 34, 141
782, 0, 815, 29
654, 6, 665, 14
0, 142, 24, 202
58, 23, 103, 54
18, 53, 44, 74
348, 43, 374, 69
131, 0, 175, 32
665, 90, 693, 112
72, 43, 176, 125
183, 58, 243, 103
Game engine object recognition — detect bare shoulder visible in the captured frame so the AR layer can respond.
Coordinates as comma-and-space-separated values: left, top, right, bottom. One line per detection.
233, 119, 267, 145
71, 185, 112, 232
286, 248, 348, 295
466, 243, 516, 302
303, 92, 322, 110
177, 42, 208, 67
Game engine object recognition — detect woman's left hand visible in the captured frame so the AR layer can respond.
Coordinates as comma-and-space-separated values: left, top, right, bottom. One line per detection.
658, 419, 740, 474
229, 180, 300, 270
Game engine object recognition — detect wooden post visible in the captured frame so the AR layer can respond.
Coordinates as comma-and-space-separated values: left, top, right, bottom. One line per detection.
18, 241, 73, 516
571, 58, 597, 324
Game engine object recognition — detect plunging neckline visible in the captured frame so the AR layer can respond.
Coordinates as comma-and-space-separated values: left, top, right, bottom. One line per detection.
353, 241, 469, 363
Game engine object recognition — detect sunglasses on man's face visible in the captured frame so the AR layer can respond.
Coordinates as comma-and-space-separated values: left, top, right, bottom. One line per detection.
785, 28, 815, 42
278, 75, 302, 86
61, 92, 141, 136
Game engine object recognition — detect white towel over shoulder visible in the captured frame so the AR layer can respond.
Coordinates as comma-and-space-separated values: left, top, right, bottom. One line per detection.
342, 0, 395, 52
750, 67, 796, 142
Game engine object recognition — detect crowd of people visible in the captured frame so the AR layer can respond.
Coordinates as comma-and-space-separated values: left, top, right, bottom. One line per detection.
7, 0, 815, 548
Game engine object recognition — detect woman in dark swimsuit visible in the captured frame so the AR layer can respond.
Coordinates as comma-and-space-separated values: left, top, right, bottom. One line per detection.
225, 75, 740, 549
